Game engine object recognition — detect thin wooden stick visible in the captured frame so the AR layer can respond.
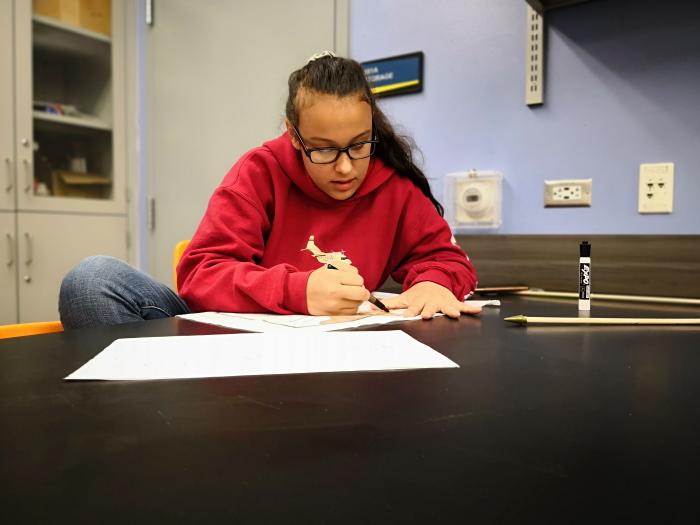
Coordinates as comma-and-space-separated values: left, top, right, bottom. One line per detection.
504, 315, 700, 326
513, 290, 700, 307
476, 286, 529, 293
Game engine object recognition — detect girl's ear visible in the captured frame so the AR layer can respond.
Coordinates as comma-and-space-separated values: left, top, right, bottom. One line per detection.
285, 120, 301, 150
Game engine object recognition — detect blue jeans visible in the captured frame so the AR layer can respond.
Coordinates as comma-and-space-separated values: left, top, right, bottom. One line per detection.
59, 256, 191, 329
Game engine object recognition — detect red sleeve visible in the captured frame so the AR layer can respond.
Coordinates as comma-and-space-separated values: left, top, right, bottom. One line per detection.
390, 190, 478, 300
177, 168, 310, 314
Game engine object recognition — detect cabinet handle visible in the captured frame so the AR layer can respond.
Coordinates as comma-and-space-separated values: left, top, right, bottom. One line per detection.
24, 232, 33, 266
4, 158, 12, 192
23, 159, 32, 193
5, 233, 13, 267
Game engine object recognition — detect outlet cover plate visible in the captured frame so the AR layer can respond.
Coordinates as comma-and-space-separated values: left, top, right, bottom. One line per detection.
544, 178, 592, 207
638, 162, 674, 214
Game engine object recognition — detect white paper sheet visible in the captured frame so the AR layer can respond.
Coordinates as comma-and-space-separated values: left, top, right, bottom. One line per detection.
365, 294, 500, 311
178, 299, 499, 333
178, 311, 417, 332
64, 330, 458, 381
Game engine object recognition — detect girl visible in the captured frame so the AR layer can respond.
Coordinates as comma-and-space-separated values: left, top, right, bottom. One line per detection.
59, 53, 479, 328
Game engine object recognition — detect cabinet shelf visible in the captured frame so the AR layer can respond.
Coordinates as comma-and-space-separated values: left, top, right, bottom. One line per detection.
32, 15, 110, 60
33, 111, 112, 132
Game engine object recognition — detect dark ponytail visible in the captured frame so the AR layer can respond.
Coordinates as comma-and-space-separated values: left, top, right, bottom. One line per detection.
285, 54, 444, 216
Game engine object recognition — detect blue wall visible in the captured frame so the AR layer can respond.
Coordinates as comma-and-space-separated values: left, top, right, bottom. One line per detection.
350, 0, 700, 234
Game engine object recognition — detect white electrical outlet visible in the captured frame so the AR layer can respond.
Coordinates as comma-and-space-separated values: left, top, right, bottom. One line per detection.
638, 162, 674, 214
544, 179, 592, 207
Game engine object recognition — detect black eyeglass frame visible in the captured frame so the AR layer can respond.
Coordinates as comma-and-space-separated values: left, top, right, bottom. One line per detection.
292, 124, 379, 165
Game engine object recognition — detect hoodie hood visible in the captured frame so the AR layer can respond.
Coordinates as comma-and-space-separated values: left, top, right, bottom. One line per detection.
262, 133, 395, 205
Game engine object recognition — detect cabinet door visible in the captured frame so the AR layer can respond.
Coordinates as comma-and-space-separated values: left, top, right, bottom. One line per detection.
13, 0, 127, 215
1, 0, 15, 211
13, 0, 35, 207
145, 0, 348, 283
16, 212, 127, 322
0, 211, 18, 324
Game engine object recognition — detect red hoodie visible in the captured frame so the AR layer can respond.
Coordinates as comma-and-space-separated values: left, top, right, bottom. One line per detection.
177, 133, 478, 313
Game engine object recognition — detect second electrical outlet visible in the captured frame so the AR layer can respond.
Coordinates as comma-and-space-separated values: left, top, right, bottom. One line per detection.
544, 178, 592, 207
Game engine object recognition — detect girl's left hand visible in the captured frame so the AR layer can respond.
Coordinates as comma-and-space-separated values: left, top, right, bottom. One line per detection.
381, 281, 481, 319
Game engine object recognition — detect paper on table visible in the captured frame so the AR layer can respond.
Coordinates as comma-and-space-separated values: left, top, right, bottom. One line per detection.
366, 293, 500, 311
178, 311, 417, 332
178, 297, 499, 333
64, 330, 458, 381
371, 291, 500, 309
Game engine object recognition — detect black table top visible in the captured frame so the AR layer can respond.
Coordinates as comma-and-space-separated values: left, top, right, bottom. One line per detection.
2, 296, 699, 523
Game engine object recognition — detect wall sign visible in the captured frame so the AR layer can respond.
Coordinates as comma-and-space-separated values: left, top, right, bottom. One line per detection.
361, 52, 423, 98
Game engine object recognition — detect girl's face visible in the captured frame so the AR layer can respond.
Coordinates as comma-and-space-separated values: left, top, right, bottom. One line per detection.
288, 92, 373, 201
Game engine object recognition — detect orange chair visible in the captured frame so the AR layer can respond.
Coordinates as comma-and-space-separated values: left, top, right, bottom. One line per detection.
173, 239, 191, 292
0, 320, 64, 340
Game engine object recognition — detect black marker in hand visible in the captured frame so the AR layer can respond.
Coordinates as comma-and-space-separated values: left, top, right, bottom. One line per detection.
326, 263, 390, 313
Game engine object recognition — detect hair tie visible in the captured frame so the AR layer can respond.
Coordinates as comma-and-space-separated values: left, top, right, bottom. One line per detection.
306, 50, 336, 64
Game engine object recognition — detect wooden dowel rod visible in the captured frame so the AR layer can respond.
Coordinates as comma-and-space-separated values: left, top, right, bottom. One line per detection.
513, 290, 700, 306
504, 315, 700, 326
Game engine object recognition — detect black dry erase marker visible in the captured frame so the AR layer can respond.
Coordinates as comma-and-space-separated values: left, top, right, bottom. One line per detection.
326, 263, 390, 313
578, 241, 591, 311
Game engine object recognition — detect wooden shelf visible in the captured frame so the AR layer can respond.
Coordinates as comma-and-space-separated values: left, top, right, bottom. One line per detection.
33, 111, 111, 132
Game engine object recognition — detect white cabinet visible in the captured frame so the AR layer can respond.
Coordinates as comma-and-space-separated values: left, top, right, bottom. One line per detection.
14, 0, 126, 213
1, 0, 14, 212
0, 212, 18, 324
16, 213, 126, 322
2, 0, 129, 323
1, 0, 17, 325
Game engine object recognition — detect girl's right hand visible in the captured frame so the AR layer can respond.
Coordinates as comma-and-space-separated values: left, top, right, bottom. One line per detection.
306, 264, 370, 315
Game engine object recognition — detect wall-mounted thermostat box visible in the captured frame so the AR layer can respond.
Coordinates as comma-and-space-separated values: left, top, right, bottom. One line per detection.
444, 170, 503, 231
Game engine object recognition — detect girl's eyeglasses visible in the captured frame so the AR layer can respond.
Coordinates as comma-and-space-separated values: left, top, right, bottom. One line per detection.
292, 124, 378, 164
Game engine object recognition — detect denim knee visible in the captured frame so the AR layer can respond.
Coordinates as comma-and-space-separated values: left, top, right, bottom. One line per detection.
59, 256, 133, 328
59, 255, 189, 329
60, 255, 126, 301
